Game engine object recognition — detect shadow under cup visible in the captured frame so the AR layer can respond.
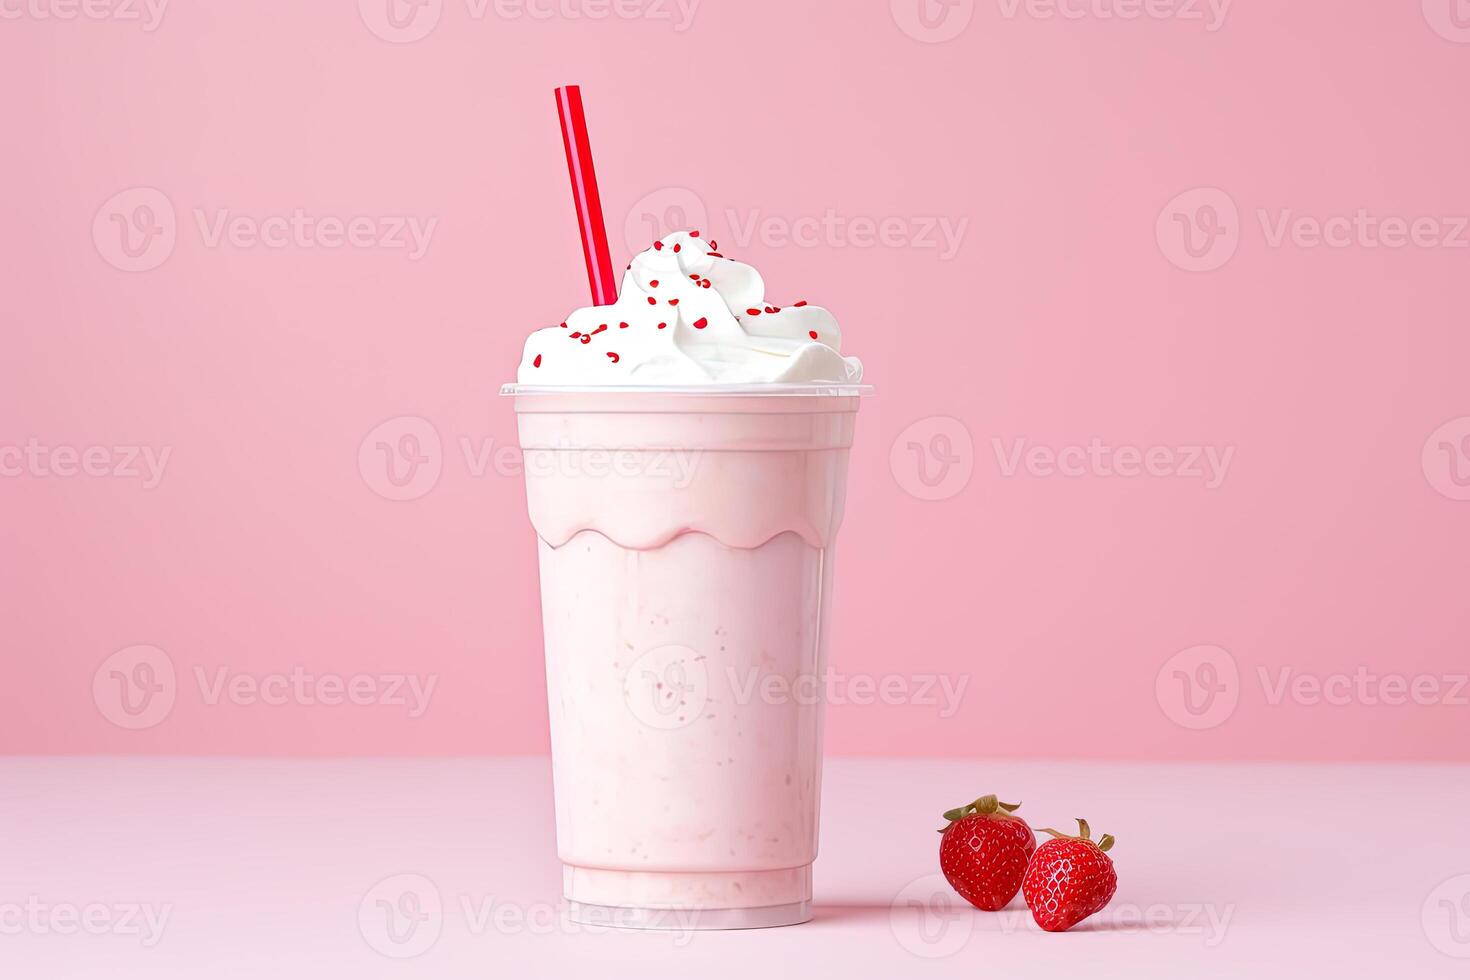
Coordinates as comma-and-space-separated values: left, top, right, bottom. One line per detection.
505, 385, 867, 930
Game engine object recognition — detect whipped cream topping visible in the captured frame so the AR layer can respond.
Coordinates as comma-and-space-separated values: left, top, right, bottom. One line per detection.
517, 231, 863, 385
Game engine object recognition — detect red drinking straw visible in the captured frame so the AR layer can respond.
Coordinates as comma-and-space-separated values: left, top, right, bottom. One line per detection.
554, 85, 618, 306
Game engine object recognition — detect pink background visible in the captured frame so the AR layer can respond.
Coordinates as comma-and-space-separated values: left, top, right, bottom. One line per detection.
3, 0, 1468, 760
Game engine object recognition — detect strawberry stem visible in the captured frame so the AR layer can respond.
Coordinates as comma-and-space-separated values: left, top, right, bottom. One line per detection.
939, 794, 1022, 831
1037, 818, 1117, 851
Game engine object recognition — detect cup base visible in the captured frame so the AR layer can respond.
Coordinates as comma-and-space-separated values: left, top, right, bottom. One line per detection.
560, 863, 813, 929
565, 899, 813, 931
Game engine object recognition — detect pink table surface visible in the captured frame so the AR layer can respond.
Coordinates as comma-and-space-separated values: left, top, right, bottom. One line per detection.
3, 756, 1467, 977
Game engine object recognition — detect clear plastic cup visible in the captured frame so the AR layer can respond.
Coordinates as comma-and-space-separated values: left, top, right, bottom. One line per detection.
504, 384, 868, 929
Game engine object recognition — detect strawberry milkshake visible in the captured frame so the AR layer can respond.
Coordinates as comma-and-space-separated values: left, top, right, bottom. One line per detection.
506, 230, 866, 929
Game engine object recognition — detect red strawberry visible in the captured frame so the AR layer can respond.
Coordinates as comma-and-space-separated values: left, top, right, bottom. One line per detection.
937, 794, 1036, 911
1021, 818, 1118, 932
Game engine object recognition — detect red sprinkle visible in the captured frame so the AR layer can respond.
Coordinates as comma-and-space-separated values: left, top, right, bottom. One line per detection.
708, 252, 723, 257
533, 354, 542, 367
793, 300, 808, 307
765, 306, 777, 314
693, 317, 708, 329
657, 322, 667, 329
606, 351, 620, 363
570, 331, 581, 338
690, 230, 700, 238
746, 308, 762, 316
668, 298, 679, 306
672, 243, 681, 253
591, 323, 608, 335
648, 297, 657, 305
619, 321, 629, 329
808, 331, 818, 339
650, 279, 659, 287
579, 335, 590, 344
690, 274, 701, 280
700, 280, 711, 288
560, 321, 568, 328
653, 241, 664, 251
709, 240, 718, 250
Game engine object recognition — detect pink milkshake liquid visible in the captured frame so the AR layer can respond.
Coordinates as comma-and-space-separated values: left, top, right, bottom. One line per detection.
510, 386, 863, 929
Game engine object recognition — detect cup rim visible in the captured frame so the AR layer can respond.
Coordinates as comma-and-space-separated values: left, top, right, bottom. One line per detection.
500, 383, 873, 397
